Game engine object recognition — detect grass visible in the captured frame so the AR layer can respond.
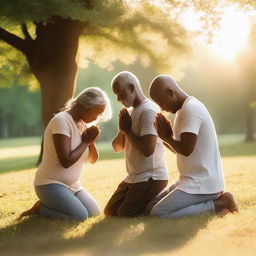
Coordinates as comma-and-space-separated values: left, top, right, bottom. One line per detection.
0, 135, 256, 256
0, 138, 124, 173
0, 134, 255, 173
218, 134, 256, 156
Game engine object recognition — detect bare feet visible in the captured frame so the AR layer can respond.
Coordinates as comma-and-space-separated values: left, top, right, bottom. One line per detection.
218, 208, 231, 217
213, 192, 239, 215
19, 200, 41, 218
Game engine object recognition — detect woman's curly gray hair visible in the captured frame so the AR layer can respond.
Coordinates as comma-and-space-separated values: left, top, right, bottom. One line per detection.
62, 87, 112, 123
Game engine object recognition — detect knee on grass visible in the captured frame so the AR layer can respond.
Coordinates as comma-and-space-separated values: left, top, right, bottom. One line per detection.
116, 206, 143, 218
149, 205, 172, 218
90, 208, 101, 218
103, 206, 118, 217
70, 209, 89, 222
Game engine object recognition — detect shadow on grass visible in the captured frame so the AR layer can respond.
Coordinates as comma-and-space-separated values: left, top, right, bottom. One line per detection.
0, 216, 79, 256
0, 214, 214, 256
76, 215, 214, 256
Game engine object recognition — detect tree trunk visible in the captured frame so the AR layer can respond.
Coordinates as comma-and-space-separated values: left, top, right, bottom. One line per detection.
35, 64, 78, 164
25, 18, 81, 164
36, 63, 78, 127
244, 80, 256, 142
245, 104, 255, 142
0, 112, 9, 138
0, 18, 84, 163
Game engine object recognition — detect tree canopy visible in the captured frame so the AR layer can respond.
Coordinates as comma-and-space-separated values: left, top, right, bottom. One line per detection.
0, 0, 255, 143
1, 0, 255, 84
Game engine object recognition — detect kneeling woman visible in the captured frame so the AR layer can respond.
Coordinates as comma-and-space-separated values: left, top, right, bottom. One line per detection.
21, 87, 112, 221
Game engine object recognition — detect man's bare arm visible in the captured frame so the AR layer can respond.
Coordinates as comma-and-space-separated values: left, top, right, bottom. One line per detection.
164, 132, 197, 156
163, 141, 176, 153
125, 131, 157, 157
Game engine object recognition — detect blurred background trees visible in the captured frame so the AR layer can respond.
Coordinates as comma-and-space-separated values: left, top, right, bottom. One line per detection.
0, 0, 255, 144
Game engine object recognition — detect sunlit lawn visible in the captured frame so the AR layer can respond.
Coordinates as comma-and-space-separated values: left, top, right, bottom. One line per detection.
0, 135, 256, 256
0, 134, 255, 174
0, 137, 124, 173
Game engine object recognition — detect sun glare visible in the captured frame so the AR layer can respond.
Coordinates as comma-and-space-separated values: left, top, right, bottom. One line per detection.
181, 6, 252, 61
210, 8, 251, 61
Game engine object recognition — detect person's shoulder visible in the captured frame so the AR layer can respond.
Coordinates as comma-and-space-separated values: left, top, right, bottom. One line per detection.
181, 97, 211, 122
141, 99, 160, 113
52, 111, 69, 120
49, 112, 70, 126
183, 97, 205, 112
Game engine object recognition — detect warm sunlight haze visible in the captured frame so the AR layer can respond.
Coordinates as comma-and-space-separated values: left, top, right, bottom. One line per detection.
210, 8, 251, 61
181, 6, 253, 61
1, 1, 256, 256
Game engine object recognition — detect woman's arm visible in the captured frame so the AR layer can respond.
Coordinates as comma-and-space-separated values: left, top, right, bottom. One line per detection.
53, 134, 89, 168
87, 142, 98, 164
53, 126, 100, 168
112, 131, 125, 152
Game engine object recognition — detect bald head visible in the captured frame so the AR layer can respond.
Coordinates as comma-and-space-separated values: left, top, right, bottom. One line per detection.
149, 75, 187, 113
111, 71, 145, 108
111, 71, 141, 91
149, 75, 180, 98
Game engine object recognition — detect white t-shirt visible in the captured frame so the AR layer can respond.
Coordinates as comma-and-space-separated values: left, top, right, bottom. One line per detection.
34, 112, 89, 192
124, 99, 168, 183
173, 96, 225, 194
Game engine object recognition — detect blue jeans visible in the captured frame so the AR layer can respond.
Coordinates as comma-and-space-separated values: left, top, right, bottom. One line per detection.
35, 184, 101, 221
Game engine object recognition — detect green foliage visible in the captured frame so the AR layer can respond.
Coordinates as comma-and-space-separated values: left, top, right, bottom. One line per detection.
0, 0, 87, 24
0, 41, 38, 89
0, 0, 255, 140
0, 83, 42, 138
1, 0, 241, 92
0, 0, 193, 85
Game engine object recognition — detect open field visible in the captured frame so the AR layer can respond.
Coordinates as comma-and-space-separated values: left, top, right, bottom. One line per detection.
0, 135, 256, 256
0, 134, 255, 173
0, 137, 124, 173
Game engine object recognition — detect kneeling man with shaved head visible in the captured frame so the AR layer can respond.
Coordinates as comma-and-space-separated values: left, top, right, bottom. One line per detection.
104, 71, 169, 217
146, 75, 238, 218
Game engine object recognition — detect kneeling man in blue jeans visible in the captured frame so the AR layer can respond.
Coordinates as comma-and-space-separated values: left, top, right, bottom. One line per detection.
146, 75, 238, 218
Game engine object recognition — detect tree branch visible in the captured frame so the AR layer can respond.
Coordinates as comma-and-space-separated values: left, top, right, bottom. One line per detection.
34, 21, 44, 38
21, 23, 33, 41
0, 26, 28, 54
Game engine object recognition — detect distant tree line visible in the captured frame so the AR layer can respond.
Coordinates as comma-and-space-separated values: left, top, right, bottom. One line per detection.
0, 83, 42, 138
0, 62, 255, 140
